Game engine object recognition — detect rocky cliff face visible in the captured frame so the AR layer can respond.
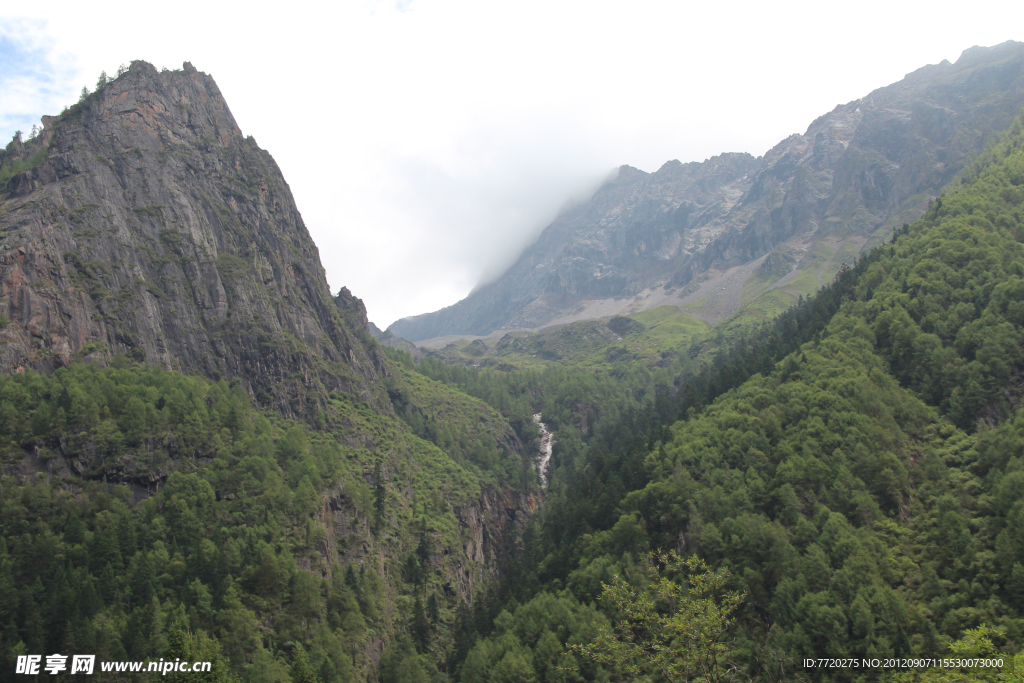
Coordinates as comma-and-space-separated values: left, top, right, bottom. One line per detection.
0, 61, 387, 417
321, 483, 541, 605
390, 41, 1024, 341
0, 62, 545, 649
450, 487, 543, 597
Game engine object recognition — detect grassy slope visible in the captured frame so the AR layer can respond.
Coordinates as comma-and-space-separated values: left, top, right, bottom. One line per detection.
425, 308, 710, 373
381, 355, 541, 487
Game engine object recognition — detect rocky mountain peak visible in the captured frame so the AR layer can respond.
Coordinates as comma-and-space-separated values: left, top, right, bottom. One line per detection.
83, 60, 241, 147
0, 61, 386, 418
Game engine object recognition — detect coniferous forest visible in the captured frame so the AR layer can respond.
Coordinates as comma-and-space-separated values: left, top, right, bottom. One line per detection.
405, 115, 1024, 683
1, 56, 1024, 683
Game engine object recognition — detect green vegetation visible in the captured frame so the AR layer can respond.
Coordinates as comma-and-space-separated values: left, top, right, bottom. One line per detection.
630, 306, 709, 339
0, 355, 532, 681
427, 113, 1024, 681
885, 627, 1024, 683
0, 136, 49, 193
455, 590, 611, 683
573, 552, 745, 683
133, 205, 165, 219
383, 350, 539, 490
216, 253, 253, 287
425, 308, 709, 372
0, 362, 374, 681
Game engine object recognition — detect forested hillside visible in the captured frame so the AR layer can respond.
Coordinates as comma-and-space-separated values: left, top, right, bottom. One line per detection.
0, 354, 548, 682
420, 114, 1024, 682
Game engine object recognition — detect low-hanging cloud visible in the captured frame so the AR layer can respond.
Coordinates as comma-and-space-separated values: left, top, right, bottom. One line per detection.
295, 117, 618, 328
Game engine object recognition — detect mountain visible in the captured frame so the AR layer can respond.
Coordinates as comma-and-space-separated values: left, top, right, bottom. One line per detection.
389, 40, 1024, 342
0, 61, 386, 419
4, 49, 1024, 683
0, 62, 546, 681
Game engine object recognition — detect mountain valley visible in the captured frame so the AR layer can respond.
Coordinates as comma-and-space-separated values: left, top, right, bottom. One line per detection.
0, 44, 1023, 683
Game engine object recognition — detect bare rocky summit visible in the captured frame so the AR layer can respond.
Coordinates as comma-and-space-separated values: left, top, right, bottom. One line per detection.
0, 61, 386, 417
390, 41, 1024, 342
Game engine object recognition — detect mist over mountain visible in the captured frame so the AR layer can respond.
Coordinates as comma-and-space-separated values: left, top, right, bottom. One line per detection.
389, 40, 1024, 343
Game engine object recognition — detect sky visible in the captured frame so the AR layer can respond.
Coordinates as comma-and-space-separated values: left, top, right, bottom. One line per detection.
2, 1, 1023, 328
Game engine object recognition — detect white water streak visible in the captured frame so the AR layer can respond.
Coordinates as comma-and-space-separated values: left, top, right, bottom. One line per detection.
532, 413, 553, 487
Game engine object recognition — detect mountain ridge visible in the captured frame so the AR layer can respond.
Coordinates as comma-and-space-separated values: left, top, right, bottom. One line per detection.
390, 40, 1024, 342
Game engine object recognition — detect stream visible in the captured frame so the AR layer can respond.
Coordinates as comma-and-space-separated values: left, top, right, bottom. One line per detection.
532, 413, 554, 487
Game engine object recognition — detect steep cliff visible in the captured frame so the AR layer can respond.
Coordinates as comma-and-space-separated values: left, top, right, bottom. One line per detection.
0, 61, 386, 418
390, 40, 1024, 341
323, 480, 542, 605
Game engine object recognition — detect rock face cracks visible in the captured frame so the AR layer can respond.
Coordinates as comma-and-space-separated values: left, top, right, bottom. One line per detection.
390, 41, 1024, 340
0, 61, 386, 417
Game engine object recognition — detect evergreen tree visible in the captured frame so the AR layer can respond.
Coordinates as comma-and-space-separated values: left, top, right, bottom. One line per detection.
289, 644, 318, 683
411, 596, 430, 653
373, 461, 386, 523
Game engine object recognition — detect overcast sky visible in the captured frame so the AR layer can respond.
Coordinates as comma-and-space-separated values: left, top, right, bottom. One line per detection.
2, 1, 1023, 327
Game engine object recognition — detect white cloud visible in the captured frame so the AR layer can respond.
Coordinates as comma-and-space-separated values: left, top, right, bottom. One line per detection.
2, 1, 1023, 326
0, 19, 79, 140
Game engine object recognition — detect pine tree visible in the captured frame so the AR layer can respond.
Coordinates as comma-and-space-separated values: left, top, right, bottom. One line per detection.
411, 596, 430, 653
289, 644, 318, 683
415, 533, 430, 586
373, 461, 386, 523
163, 626, 232, 683
344, 565, 358, 591
426, 592, 439, 624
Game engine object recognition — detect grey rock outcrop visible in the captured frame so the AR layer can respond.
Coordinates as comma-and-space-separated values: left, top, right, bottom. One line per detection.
390, 41, 1024, 341
0, 61, 387, 417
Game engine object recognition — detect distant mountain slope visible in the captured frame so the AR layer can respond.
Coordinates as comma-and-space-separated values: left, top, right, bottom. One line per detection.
0, 61, 386, 417
390, 40, 1024, 342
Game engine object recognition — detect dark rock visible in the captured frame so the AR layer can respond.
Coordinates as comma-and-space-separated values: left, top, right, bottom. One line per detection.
607, 316, 645, 337
365, 317, 420, 356
334, 286, 370, 330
